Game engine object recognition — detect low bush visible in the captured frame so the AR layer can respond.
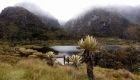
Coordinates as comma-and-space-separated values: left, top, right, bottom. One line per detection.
95, 46, 140, 72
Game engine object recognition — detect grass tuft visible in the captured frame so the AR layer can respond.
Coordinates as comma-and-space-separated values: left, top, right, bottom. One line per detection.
0, 59, 139, 80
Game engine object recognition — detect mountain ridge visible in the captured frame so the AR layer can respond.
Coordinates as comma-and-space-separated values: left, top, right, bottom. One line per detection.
64, 7, 140, 40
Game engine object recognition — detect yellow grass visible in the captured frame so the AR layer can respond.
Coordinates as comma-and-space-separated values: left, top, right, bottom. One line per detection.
0, 59, 139, 80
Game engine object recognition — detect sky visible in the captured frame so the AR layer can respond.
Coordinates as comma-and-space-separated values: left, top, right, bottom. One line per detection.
0, 0, 140, 21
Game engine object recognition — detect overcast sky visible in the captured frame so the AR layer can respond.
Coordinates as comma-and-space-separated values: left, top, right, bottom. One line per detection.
0, 0, 140, 21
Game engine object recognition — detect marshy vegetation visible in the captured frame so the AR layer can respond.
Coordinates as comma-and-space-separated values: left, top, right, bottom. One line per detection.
0, 36, 140, 80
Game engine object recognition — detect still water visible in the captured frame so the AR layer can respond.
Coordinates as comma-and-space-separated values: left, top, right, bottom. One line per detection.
50, 46, 80, 65
50, 45, 127, 65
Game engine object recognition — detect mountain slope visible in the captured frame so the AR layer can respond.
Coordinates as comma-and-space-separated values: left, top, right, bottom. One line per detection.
0, 6, 70, 40
105, 6, 140, 25
0, 6, 47, 40
65, 8, 131, 38
16, 2, 60, 29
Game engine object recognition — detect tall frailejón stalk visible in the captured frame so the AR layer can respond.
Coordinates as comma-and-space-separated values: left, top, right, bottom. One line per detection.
78, 35, 98, 80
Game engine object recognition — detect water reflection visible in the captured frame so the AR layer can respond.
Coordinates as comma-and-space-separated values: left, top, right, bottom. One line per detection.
50, 46, 80, 65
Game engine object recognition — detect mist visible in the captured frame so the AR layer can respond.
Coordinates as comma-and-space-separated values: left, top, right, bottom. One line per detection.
1, 0, 140, 22
13, 3, 140, 25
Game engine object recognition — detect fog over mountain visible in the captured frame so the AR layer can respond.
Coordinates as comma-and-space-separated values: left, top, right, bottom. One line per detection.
0, 2, 140, 40
104, 6, 140, 25
64, 6, 140, 24
0, 3, 68, 40
64, 6, 140, 40
0, 6, 46, 40
15, 2, 60, 28
6, 2, 139, 28
13, 3, 140, 25
15, 2, 53, 18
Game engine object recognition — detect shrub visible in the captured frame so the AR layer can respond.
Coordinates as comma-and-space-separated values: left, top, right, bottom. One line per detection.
69, 55, 82, 68
46, 51, 56, 66
94, 46, 140, 72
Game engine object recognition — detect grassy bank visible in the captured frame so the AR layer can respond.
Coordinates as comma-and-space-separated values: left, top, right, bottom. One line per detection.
0, 38, 140, 80
0, 59, 139, 80
1, 37, 139, 46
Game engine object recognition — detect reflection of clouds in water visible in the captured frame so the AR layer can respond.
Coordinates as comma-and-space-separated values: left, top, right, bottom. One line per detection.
51, 46, 80, 65
51, 46, 79, 53
56, 58, 72, 65
55, 53, 68, 65
56, 58, 64, 65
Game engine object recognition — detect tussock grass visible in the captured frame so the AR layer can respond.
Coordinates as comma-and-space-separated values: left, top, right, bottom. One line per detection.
0, 55, 20, 64
0, 59, 139, 80
94, 67, 140, 80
